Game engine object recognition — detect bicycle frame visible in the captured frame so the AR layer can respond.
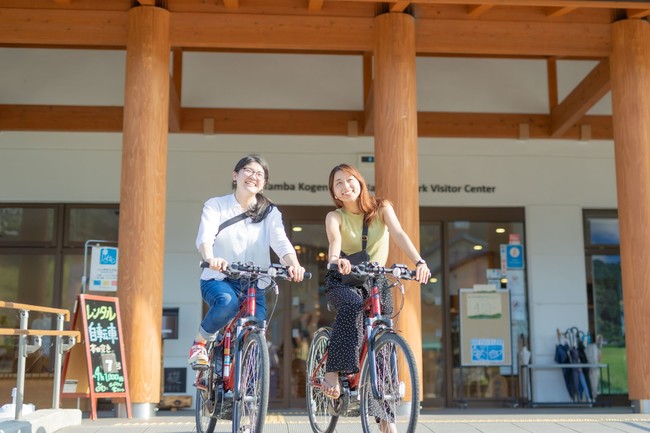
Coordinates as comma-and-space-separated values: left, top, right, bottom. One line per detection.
314, 276, 396, 399
222, 280, 266, 392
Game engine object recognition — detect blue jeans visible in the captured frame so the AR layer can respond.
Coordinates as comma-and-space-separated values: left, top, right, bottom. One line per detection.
199, 278, 267, 339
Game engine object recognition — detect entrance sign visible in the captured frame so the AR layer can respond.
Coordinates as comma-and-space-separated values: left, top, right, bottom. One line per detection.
89, 246, 119, 291
459, 288, 512, 367
61, 294, 131, 419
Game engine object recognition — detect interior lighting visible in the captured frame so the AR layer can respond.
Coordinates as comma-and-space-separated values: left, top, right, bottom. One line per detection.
496, 228, 506, 233
473, 245, 483, 251
292, 226, 303, 232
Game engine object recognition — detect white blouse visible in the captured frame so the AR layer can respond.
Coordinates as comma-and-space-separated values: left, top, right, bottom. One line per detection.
196, 194, 295, 286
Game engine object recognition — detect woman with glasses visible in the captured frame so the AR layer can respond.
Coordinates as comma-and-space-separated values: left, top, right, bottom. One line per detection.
188, 154, 306, 369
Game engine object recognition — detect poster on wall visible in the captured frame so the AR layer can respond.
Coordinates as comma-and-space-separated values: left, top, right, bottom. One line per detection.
89, 246, 118, 292
459, 288, 512, 367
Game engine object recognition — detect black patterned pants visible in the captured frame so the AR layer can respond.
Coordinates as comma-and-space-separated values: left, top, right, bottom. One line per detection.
324, 270, 393, 374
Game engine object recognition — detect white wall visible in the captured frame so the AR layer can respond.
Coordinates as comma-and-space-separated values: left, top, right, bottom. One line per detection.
0, 48, 618, 403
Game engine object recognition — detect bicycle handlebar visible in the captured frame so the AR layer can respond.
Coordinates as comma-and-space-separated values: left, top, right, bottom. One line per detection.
200, 261, 312, 280
327, 262, 417, 279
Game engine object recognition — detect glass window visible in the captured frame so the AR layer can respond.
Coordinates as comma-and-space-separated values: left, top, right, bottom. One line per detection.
0, 203, 119, 375
447, 221, 526, 400
0, 206, 56, 245
420, 223, 444, 400
66, 206, 119, 245
584, 210, 627, 396
586, 216, 620, 246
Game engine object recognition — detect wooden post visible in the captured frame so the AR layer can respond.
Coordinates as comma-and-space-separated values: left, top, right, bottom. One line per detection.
373, 11, 423, 398
610, 18, 650, 407
118, 5, 170, 418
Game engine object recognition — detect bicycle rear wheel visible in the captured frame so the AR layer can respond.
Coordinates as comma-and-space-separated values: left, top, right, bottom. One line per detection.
305, 327, 338, 433
232, 331, 269, 433
359, 332, 419, 433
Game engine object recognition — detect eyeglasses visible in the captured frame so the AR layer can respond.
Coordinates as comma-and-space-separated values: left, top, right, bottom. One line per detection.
241, 167, 266, 180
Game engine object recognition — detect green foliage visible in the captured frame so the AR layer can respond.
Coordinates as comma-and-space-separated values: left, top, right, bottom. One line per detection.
601, 346, 628, 394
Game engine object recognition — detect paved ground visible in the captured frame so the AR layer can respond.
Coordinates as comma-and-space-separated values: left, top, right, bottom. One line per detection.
50, 407, 650, 433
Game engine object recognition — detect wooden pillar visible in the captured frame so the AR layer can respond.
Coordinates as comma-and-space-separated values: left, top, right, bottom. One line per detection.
373, 12, 423, 396
610, 18, 650, 407
118, 5, 170, 418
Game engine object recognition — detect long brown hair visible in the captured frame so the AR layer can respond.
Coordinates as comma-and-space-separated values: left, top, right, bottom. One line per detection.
328, 163, 388, 225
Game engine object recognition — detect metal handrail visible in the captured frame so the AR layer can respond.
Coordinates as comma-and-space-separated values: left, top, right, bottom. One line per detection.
0, 301, 79, 420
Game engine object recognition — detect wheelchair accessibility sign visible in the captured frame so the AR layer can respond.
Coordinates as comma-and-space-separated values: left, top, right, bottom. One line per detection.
90, 246, 118, 292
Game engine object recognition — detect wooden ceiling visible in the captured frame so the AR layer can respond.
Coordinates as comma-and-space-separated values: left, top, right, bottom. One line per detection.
2, 0, 650, 139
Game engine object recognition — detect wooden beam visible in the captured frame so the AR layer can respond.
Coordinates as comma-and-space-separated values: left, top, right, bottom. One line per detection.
0, 9, 612, 57
550, 59, 610, 137
308, 0, 325, 11
363, 51, 373, 135
546, 7, 577, 17
0, 105, 123, 131
0, 9, 127, 47
136, 0, 156, 5
168, 78, 181, 133
547, 57, 558, 110
415, 19, 611, 57
169, 48, 183, 133
0, 105, 614, 139
468, 4, 494, 18
223, 0, 239, 8
627, 9, 650, 19
326, 0, 650, 8
390, 2, 410, 12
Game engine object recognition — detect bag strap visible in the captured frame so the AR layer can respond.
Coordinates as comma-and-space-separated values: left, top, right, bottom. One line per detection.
361, 216, 368, 251
216, 212, 248, 238
214, 204, 276, 239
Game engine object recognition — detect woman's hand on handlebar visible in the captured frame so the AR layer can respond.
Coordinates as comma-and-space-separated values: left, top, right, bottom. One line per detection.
287, 265, 306, 282
414, 262, 431, 284
331, 257, 352, 275
204, 257, 228, 272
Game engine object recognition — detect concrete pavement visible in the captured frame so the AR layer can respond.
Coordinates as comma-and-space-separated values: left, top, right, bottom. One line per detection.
15, 406, 650, 433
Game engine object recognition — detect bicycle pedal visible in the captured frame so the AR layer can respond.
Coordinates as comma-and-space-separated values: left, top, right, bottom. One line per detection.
191, 362, 209, 371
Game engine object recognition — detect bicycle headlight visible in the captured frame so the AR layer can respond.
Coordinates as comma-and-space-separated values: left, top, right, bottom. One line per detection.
267, 266, 277, 277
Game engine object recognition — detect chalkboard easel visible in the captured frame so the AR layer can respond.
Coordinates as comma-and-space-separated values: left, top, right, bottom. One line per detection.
61, 294, 132, 420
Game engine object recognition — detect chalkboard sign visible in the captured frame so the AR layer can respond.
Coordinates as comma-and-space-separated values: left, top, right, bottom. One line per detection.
61, 294, 132, 419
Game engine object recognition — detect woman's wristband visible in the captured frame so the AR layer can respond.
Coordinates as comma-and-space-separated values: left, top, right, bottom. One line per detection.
415, 259, 426, 267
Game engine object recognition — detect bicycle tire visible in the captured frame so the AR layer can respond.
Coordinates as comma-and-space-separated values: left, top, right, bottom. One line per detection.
232, 331, 269, 433
359, 332, 419, 433
305, 327, 339, 433
196, 343, 218, 433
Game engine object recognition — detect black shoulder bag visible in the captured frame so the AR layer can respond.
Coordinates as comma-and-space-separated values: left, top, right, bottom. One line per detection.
339, 217, 370, 287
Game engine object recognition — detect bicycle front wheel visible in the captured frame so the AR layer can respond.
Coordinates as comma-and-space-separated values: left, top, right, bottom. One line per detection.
305, 327, 338, 433
359, 332, 419, 433
232, 331, 269, 433
195, 358, 218, 433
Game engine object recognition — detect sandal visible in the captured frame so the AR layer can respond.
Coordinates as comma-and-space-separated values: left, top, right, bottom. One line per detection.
322, 373, 341, 400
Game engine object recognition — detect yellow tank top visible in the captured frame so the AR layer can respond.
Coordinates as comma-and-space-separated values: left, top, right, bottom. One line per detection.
337, 208, 389, 266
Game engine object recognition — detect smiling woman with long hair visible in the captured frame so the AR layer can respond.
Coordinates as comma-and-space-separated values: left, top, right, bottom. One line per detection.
322, 163, 430, 433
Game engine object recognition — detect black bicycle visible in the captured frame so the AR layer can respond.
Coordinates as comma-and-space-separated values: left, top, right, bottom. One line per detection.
306, 262, 420, 433
195, 261, 311, 433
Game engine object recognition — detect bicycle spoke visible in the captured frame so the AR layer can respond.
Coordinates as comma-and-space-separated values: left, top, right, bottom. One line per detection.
360, 333, 419, 433
306, 328, 338, 433
234, 332, 269, 433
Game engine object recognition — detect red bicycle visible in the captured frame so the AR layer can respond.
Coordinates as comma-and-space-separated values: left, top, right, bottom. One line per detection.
195, 261, 311, 433
306, 262, 420, 433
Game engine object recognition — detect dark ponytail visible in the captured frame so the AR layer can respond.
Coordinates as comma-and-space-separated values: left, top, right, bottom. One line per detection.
233, 154, 275, 223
